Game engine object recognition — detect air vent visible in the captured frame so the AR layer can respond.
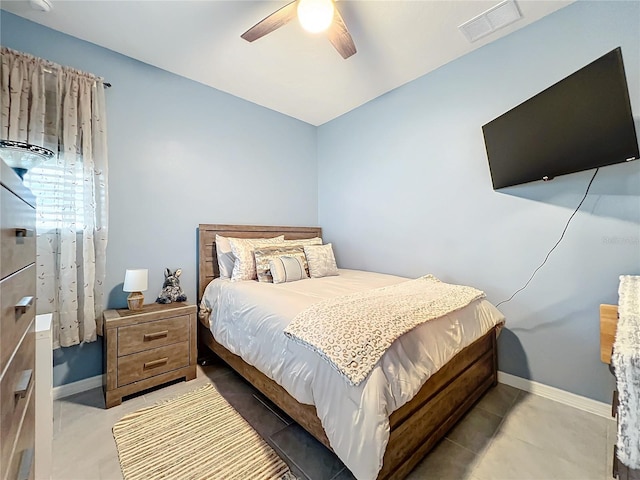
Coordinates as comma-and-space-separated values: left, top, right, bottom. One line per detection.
459, 0, 522, 43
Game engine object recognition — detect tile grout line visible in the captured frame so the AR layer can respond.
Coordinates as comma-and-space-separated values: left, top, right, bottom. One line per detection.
328, 466, 347, 480
501, 388, 611, 477
463, 389, 523, 477
253, 393, 293, 426
476, 393, 610, 480
443, 437, 483, 457
265, 422, 289, 439
270, 440, 312, 480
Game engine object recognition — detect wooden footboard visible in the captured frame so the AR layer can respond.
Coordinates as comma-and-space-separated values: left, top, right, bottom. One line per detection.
380, 327, 497, 479
199, 316, 498, 480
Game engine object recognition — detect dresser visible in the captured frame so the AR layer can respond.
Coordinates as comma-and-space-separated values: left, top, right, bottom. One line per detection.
0, 160, 37, 480
35, 313, 53, 480
103, 302, 197, 408
601, 297, 640, 480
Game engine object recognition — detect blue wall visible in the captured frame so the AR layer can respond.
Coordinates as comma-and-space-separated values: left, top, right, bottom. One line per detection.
317, 1, 639, 403
2, 2, 639, 402
1, 11, 318, 387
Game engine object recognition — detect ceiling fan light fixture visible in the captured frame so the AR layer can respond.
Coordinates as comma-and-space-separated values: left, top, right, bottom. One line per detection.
297, 0, 335, 34
29, 0, 53, 11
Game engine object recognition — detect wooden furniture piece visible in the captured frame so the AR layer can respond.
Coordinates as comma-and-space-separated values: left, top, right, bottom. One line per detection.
600, 303, 640, 480
103, 302, 197, 408
1, 160, 37, 480
35, 313, 53, 480
600, 304, 619, 364
197, 224, 499, 480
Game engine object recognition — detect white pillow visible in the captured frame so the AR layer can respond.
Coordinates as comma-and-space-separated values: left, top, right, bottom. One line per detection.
229, 236, 285, 281
304, 243, 339, 278
270, 256, 308, 284
282, 237, 323, 246
254, 245, 308, 283
215, 234, 235, 279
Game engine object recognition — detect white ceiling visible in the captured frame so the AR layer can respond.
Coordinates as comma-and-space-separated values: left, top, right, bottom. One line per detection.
1, 0, 574, 125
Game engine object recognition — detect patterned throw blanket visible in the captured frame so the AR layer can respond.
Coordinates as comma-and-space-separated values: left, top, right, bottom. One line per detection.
612, 275, 640, 469
284, 275, 485, 386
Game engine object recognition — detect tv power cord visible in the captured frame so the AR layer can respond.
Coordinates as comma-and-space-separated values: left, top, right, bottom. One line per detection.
496, 167, 599, 308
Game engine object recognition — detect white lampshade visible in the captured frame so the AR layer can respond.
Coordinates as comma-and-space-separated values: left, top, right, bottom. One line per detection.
123, 269, 148, 292
297, 0, 334, 33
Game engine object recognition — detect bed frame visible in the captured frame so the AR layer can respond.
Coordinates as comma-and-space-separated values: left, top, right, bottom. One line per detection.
197, 224, 498, 480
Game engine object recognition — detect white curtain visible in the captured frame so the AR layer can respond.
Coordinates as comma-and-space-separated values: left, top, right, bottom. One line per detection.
1, 47, 108, 348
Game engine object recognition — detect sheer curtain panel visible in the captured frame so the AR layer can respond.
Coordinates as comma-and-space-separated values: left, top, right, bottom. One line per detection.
1, 47, 109, 348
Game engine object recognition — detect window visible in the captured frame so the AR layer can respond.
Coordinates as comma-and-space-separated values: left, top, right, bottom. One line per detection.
2, 46, 109, 348
24, 161, 86, 230
22, 69, 86, 231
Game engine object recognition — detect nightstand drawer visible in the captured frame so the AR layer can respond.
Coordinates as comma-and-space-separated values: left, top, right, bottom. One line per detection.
0, 324, 35, 471
117, 315, 189, 356
0, 265, 36, 377
1, 185, 36, 280
117, 342, 189, 387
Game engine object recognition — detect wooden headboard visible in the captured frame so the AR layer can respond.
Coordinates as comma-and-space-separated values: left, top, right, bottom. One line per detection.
197, 224, 322, 302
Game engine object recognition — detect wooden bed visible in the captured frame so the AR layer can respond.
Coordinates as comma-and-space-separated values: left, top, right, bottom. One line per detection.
197, 224, 499, 480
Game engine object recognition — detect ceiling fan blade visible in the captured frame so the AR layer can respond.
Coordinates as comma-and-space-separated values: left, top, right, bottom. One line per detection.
241, 0, 298, 43
327, 6, 356, 59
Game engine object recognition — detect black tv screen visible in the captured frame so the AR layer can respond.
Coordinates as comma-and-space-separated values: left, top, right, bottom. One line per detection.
482, 47, 639, 190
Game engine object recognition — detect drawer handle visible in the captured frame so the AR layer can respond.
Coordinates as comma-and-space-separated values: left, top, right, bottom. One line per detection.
14, 296, 34, 314
15, 228, 34, 238
612, 390, 618, 418
17, 447, 35, 480
143, 358, 168, 369
14, 369, 33, 399
144, 330, 169, 341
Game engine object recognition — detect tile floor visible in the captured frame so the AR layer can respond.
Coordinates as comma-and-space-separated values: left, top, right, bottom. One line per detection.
52, 361, 616, 480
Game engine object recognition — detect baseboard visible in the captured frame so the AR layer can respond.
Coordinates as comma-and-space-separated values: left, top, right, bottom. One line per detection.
498, 371, 611, 419
52, 374, 104, 400
52, 371, 610, 418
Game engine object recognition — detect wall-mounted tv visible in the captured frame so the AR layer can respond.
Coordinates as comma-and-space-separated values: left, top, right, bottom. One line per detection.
482, 47, 639, 190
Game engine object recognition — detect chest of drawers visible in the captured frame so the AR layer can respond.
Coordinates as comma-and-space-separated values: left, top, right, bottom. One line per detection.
600, 303, 640, 480
103, 302, 197, 408
0, 160, 36, 480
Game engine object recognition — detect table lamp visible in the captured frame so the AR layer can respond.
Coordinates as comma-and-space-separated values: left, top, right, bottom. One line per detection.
123, 269, 148, 310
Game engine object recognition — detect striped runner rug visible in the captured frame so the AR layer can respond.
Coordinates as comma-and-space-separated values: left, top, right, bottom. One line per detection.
112, 384, 295, 480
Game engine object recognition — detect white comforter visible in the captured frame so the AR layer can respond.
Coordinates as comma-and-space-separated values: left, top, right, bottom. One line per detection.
201, 269, 505, 480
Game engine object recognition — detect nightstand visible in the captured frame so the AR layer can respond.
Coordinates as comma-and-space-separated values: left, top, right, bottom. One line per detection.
103, 302, 197, 408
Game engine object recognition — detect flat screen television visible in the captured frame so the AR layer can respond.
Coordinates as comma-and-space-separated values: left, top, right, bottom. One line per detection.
482, 47, 639, 190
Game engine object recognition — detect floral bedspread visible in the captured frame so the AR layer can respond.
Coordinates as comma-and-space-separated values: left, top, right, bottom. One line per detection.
284, 275, 485, 386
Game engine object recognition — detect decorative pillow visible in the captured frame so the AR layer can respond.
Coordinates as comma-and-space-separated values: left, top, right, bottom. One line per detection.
254, 245, 308, 283
282, 237, 323, 246
215, 235, 235, 279
270, 256, 308, 284
229, 236, 285, 281
304, 243, 339, 278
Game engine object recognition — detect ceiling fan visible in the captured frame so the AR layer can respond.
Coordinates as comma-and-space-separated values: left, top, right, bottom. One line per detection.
241, 0, 357, 59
